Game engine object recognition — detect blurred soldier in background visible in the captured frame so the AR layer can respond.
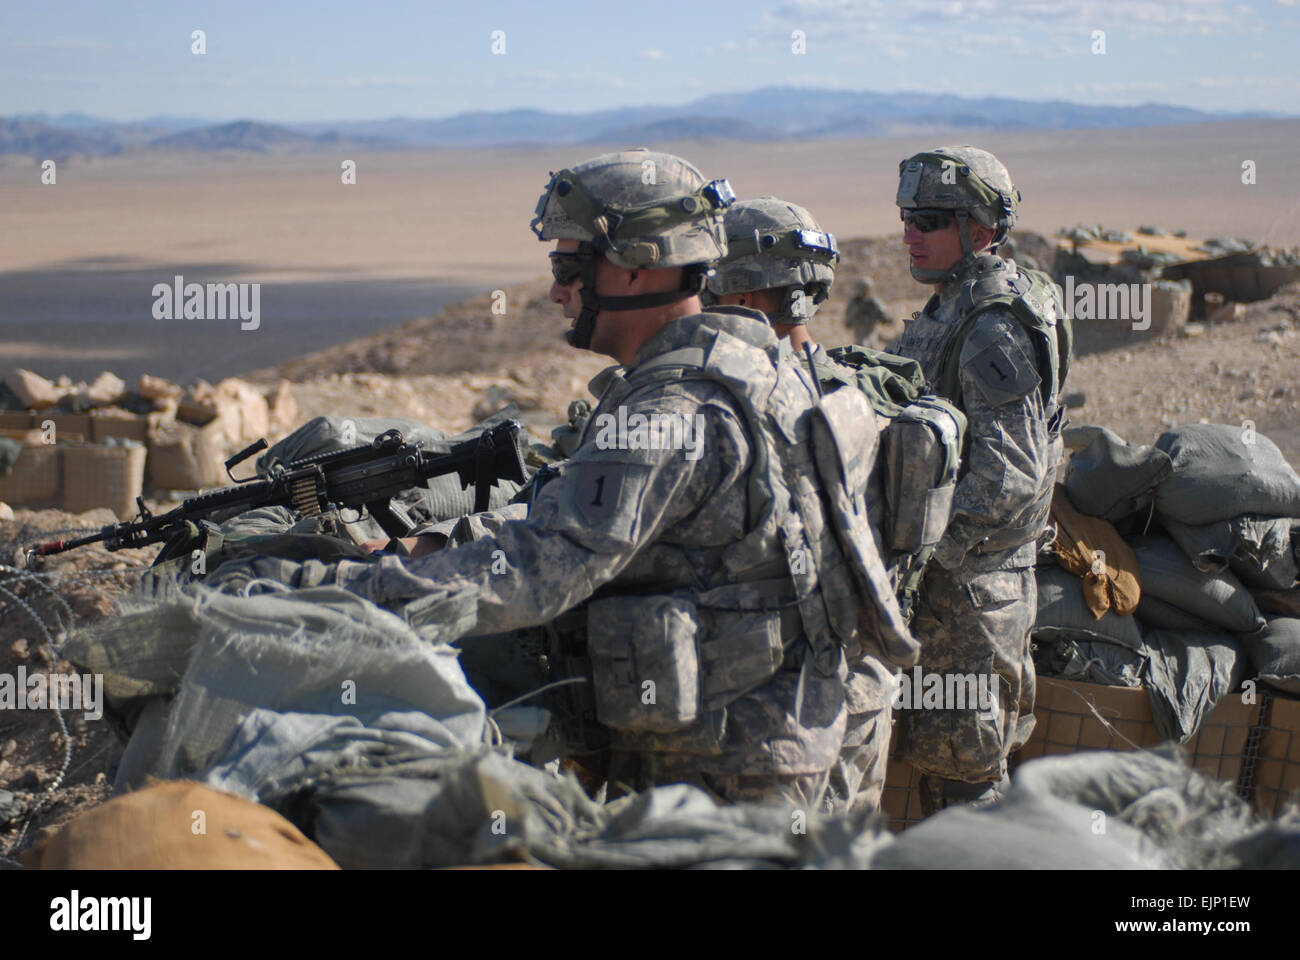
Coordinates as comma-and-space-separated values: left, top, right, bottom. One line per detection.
845, 277, 891, 345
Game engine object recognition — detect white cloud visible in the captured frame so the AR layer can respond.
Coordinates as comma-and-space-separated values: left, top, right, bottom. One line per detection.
640, 48, 666, 60
758, 0, 1261, 52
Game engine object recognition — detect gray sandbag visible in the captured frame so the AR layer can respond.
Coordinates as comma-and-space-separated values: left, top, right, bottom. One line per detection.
1033, 563, 1145, 649
1134, 594, 1220, 633
873, 747, 1300, 870
1129, 535, 1264, 634
1142, 628, 1247, 743
1161, 514, 1297, 590
1239, 616, 1300, 695
1065, 425, 1173, 522
870, 758, 1173, 870
1033, 634, 1146, 687
1154, 423, 1300, 525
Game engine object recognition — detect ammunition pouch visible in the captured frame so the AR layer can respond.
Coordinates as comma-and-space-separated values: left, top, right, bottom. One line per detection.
883, 398, 966, 553
585, 594, 792, 734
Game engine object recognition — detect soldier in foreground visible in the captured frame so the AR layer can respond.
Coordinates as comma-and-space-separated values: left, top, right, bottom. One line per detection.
329, 150, 915, 807
704, 195, 897, 812
889, 146, 1068, 812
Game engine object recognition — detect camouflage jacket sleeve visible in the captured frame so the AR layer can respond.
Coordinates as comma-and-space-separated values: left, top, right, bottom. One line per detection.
335, 379, 752, 633
932, 308, 1053, 570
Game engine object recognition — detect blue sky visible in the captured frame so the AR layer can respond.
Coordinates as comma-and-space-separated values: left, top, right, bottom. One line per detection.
3, 0, 1297, 121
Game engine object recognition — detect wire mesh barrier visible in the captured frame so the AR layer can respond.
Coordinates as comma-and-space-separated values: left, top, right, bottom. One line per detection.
0, 541, 151, 866
881, 675, 1300, 832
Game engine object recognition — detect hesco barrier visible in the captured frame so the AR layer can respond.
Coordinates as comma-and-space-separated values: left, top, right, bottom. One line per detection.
881, 675, 1300, 832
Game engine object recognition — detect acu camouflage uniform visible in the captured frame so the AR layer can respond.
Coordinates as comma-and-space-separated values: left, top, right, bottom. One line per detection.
334, 308, 914, 808
705, 196, 899, 814
890, 147, 1065, 804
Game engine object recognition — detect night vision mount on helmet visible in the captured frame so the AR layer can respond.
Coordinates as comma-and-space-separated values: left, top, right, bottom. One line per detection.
704, 196, 840, 327
531, 149, 735, 350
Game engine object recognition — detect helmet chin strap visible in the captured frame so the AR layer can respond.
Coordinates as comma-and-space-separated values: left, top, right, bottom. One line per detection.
564, 262, 708, 352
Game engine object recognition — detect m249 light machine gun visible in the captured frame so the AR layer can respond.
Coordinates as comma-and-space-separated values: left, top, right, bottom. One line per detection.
32, 421, 529, 559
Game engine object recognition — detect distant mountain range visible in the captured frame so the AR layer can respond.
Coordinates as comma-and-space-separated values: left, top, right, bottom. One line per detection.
2, 87, 1285, 156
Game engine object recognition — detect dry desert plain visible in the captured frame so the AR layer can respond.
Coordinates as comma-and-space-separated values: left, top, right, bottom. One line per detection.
1, 118, 1297, 383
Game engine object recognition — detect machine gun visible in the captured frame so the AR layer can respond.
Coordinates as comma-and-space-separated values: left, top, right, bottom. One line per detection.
32, 421, 528, 558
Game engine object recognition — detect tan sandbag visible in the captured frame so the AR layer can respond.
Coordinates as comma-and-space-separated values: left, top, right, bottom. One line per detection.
23, 780, 339, 870
6, 368, 62, 409
1050, 483, 1142, 618
83, 371, 127, 407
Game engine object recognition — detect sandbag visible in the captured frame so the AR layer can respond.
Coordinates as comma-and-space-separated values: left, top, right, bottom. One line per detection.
1129, 535, 1264, 634
1135, 594, 1220, 634
1065, 425, 1173, 523
1154, 423, 1300, 525
1161, 514, 1297, 590
1049, 483, 1141, 617
1239, 616, 1300, 695
1033, 563, 1144, 649
1142, 628, 1247, 743
1033, 633, 1146, 687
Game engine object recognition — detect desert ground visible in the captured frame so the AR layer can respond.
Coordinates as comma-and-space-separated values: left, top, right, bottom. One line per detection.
2, 120, 1300, 856
1, 119, 1297, 382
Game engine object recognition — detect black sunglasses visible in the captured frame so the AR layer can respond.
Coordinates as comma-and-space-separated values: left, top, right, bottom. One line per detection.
901, 210, 955, 233
549, 251, 592, 286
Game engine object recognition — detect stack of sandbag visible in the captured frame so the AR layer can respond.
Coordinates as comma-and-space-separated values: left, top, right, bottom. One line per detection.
1031, 422, 1300, 743
1, 368, 299, 496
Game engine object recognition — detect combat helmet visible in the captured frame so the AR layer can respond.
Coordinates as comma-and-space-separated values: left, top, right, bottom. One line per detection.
531, 148, 735, 349
896, 145, 1020, 283
704, 196, 839, 326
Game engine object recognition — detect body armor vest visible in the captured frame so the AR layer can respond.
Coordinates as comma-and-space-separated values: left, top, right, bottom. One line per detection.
564, 310, 917, 747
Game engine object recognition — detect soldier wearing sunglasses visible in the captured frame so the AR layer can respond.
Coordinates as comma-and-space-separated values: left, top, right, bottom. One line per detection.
333, 149, 913, 809
889, 146, 1069, 815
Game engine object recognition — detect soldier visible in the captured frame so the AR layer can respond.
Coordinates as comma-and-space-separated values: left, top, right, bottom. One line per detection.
888, 146, 1067, 813
705, 195, 897, 813
844, 278, 891, 345
704, 196, 837, 355
327, 150, 915, 808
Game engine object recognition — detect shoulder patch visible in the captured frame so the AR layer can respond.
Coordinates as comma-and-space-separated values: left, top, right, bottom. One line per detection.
964, 338, 1040, 407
